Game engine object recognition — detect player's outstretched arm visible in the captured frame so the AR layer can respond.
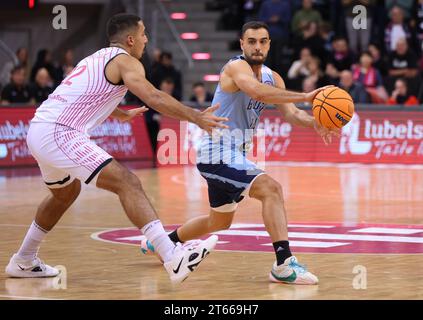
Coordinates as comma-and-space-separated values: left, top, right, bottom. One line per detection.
112, 54, 228, 133
226, 60, 332, 105
272, 71, 340, 145
272, 72, 314, 128
111, 106, 149, 122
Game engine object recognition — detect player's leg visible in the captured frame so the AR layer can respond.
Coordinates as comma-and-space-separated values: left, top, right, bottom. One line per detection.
249, 174, 288, 243
96, 159, 218, 283
96, 159, 158, 228
168, 209, 234, 243
142, 160, 256, 259
249, 174, 318, 284
141, 164, 239, 256
35, 179, 81, 231
6, 176, 81, 278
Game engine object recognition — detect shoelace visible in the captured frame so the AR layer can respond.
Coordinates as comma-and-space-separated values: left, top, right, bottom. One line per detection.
33, 258, 46, 271
288, 259, 308, 274
176, 239, 201, 250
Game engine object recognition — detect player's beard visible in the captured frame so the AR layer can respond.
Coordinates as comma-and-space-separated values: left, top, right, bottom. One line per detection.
244, 53, 267, 66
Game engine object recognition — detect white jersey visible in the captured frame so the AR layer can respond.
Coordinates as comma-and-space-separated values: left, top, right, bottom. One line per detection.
32, 47, 129, 135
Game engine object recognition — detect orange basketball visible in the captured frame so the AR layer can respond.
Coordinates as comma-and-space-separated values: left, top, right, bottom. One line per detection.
312, 87, 354, 129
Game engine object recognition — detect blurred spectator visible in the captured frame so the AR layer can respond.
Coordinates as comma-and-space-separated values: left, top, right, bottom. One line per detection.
339, 70, 370, 103
30, 49, 59, 85
413, 0, 423, 54
385, 0, 414, 20
258, 0, 292, 74
123, 50, 154, 105
387, 37, 419, 94
146, 78, 176, 164
291, 0, 322, 37
139, 51, 162, 164
302, 76, 316, 92
57, 49, 75, 81
0, 47, 29, 87
306, 56, 330, 87
152, 48, 162, 69
243, 0, 262, 22
325, 37, 355, 80
312, 0, 331, 21
287, 47, 313, 80
160, 77, 176, 96
368, 43, 389, 76
352, 51, 388, 103
190, 82, 213, 107
384, 6, 412, 53
151, 51, 182, 100
288, 53, 328, 90
258, 0, 291, 41
342, 0, 376, 54
1, 66, 31, 104
387, 78, 419, 105
319, 21, 335, 54
29, 68, 53, 104
293, 21, 327, 63
302, 76, 317, 106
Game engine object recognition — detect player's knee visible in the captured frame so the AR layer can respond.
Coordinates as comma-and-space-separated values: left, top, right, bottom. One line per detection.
128, 172, 142, 189
119, 171, 142, 192
252, 177, 283, 201
51, 180, 81, 204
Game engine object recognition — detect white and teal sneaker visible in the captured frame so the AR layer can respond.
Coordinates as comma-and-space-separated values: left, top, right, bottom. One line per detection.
269, 256, 319, 285
140, 237, 204, 264
164, 235, 218, 284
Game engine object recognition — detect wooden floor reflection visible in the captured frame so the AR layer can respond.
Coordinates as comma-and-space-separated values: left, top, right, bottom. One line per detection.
0, 164, 422, 299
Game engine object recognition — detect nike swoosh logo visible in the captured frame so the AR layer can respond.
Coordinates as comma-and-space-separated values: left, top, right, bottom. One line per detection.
17, 264, 25, 271
271, 270, 297, 283
173, 258, 184, 274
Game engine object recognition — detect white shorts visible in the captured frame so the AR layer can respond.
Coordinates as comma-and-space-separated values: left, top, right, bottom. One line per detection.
27, 122, 113, 189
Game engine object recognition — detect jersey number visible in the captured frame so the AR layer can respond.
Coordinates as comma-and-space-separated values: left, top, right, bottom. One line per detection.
62, 65, 87, 86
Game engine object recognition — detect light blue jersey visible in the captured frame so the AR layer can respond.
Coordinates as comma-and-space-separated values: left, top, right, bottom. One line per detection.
197, 55, 275, 165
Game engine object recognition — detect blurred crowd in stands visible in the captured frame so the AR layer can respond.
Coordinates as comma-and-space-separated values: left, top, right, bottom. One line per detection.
2, 0, 422, 107
208, 0, 423, 105
0, 48, 74, 105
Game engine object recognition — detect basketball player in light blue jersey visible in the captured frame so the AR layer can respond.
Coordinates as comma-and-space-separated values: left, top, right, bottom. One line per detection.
142, 21, 339, 284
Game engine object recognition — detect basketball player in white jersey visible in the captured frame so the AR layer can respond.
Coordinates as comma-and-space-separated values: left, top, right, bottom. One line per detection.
5, 13, 229, 284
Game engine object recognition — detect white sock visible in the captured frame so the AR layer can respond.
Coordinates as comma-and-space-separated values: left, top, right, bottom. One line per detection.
141, 220, 175, 263
16, 221, 48, 261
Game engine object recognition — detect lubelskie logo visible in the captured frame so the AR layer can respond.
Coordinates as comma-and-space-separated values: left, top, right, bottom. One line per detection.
339, 113, 423, 158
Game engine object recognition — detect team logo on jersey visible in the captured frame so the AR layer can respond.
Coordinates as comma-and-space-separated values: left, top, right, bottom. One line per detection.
91, 222, 423, 254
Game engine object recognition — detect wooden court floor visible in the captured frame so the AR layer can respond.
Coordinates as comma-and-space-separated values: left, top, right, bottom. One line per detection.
0, 164, 423, 300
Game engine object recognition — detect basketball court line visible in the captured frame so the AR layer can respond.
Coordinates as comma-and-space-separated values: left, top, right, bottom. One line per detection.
0, 223, 123, 230
0, 294, 62, 300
